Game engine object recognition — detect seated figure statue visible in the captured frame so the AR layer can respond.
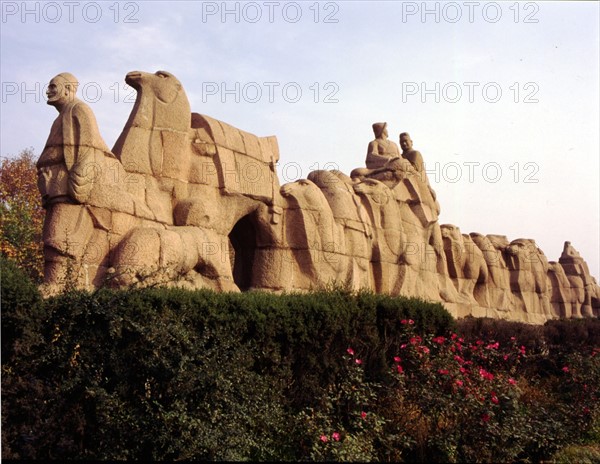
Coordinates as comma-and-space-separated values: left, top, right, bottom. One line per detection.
351, 122, 406, 180
366, 122, 400, 168
399, 132, 439, 211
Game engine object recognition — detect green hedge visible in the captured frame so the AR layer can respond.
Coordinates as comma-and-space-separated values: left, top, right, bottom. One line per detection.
1, 256, 453, 460
2, 256, 599, 462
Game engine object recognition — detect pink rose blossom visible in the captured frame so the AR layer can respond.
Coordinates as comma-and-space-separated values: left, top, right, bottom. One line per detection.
456, 379, 463, 386
396, 365, 404, 374
394, 356, 401, 363
355, 359, 362, 365
438, 369, 450, 375
347, 347, 354, 356
408, 319, 415, 325
320, 435, 328, 443
432, 336, 446, 344
562, 366, 569, 373
332, 432, 340, 441
361, 411, 367, 420
508, 378, 517, 385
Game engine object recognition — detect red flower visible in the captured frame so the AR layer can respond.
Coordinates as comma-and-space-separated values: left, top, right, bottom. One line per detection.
355, 359, 362, 365
486, 342, 499, 350
562, 366, 569, 373
361, 411, 367, 420
479, 368, 494, 381
396, 365, 404, 374
481, 413, 490, 422
432, 336, 446, 344
438, 369, 450, 375
394, 356, 401, 363
320, 435, 328, 443
508, 378, 517, 385
456, 379, 464, 386
401, 319, 408, 325
491, 394, 499, 404
332, 432, 340, 441
347, 347, 354, 356
408, 319, 415, 325
519, 346, 526, 355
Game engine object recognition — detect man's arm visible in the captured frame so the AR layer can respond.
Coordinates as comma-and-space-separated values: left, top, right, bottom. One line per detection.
67, 103, 109, 203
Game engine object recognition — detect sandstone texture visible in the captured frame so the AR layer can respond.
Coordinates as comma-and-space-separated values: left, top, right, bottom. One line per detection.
37, 71, 600, 324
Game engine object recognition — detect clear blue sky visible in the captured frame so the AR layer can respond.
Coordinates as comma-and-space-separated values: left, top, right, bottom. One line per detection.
1, 0, 599, 278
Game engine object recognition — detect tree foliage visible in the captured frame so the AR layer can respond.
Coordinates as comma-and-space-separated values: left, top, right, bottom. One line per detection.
0, 148, 44, 282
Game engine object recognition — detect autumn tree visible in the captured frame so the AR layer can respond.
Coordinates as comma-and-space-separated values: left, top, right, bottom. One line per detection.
0, 148, 45, 282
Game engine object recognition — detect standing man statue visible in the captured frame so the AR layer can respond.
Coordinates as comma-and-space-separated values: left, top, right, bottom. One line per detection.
36, 72, 127, 293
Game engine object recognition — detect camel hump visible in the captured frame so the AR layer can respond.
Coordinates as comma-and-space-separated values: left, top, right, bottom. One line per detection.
191, 112, 280, 200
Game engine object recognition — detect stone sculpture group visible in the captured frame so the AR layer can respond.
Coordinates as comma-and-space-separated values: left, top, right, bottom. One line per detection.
37, 71, 600, 324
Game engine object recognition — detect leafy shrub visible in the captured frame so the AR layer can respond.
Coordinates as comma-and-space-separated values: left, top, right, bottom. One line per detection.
1, 285, 454, 461
544, 318, 600, 353
550, 444, 600, 464
297, 348, 386, 462
379, 321, 528, 463
2, 278, 599, 462
1, 255, 43, 364
2, 288, 293, 460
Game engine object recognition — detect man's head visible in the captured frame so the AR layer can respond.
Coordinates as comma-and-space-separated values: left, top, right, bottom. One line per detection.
372, 122, 388, 139
399, 132, 413, 151
46, 73, 79, 107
